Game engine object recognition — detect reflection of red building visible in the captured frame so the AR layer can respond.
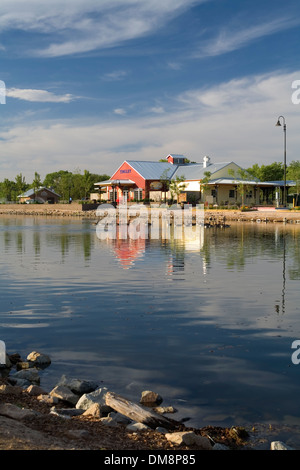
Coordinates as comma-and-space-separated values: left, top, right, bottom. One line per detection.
94, 155, 184, 202
111, 237, 146, 269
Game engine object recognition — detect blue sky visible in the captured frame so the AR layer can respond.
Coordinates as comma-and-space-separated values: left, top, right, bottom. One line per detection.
0, 0, 299, 181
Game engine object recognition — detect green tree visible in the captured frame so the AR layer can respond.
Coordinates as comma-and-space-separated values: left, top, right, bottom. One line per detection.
199, 171, 211, 202
15, 173, 28, 196
169, 175, 187, 202
287, 160, 300, 206
247, 162, 283, 181
160, 168, 171, 203
31, 172, 42, 194
82, 170, 92, 199
0, 178, 15, 201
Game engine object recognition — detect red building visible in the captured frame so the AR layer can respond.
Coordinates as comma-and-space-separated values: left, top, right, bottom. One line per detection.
95, 155, 185, 203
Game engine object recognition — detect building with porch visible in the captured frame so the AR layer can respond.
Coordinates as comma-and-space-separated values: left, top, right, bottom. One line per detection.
94, 154, 293, 207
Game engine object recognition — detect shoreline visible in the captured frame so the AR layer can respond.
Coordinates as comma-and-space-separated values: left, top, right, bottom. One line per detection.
0, 203, 300, 223
1, 353, 297, 451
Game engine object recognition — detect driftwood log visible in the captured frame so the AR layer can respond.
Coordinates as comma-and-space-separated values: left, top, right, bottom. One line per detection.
105, 391, 179, 430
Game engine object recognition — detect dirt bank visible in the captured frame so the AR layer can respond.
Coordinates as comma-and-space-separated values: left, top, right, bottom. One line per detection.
1, 203, 300, 223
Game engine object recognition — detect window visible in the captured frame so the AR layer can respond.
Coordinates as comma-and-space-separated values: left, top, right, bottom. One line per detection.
229, 189, 235, 198
211, 189, 216, 197
134, 189, 143, 201
109, 189, 117, 202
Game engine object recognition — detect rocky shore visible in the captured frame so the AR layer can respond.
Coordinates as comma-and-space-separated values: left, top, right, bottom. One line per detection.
0, 203, 300, 224
0, 349, 297, 451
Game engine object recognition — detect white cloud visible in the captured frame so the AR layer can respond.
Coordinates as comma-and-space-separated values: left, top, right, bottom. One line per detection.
0, 0, 207, 57
195, 16, 300, 57
150, 106, 165, 114
0, 70, 298, 181
114, 108, 127, 115
6, 88, 75, 103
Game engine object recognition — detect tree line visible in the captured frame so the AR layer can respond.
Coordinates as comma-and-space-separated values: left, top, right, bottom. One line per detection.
1, 160, 300, 203
0, 169, 110, 202
246, 161, 300, 182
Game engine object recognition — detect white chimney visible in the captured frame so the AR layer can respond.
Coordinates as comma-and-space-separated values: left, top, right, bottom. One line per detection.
203, 156, 211, 168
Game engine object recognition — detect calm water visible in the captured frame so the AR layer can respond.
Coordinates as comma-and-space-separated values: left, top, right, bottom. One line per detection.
1, 214, 300, 430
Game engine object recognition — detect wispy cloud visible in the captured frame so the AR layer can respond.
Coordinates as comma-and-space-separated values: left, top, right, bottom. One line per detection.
1, 70, 298, 180
101, 70, 128, 82
114, 108, 127, 115
195, 15, 300, 58
6, 88, 75, 103
0, 0, 207, 57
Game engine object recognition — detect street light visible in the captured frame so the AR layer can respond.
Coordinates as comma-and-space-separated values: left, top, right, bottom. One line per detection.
275, 116, 287, 207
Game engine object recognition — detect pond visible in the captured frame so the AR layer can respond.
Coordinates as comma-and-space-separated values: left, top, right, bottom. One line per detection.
0, 214, 300, 431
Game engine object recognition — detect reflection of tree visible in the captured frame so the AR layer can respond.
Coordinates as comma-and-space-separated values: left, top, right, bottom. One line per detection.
16, 231, 24, 254
33, 232, 40, 256
199, 224, 297, 272
288, 231, 300, 280
45, 231, 92, 261
82, 232, 92, 261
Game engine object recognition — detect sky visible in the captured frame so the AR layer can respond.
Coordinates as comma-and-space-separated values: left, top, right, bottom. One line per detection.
0, 0, 299, 182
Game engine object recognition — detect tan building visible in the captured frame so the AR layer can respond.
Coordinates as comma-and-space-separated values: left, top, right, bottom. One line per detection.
18, 187, 61, 204
169, 156, 260, 206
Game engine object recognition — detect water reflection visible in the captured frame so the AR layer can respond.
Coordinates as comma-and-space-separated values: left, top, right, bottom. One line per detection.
1, 216, 300, 430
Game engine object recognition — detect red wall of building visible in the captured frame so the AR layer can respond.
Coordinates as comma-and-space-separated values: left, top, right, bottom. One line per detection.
111, 162, 146, 190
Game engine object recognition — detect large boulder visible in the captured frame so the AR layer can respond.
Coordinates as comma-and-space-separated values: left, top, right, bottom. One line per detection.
27, 351, 51, 366
140, 390, 163, 406
56, 375, 98, 395
12, 368, 40, 385
75, 387, 112, 413
49, 385, 79, 406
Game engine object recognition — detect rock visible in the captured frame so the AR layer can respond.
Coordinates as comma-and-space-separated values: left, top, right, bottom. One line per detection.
75, 387, 111, 413
270, 441, 295, 450
26, 385, 48, 396
108, 411, 132, 425
99, 417, 120, 427
56, 375, 98, 395
12, 368, 40, 385
140, 390, 163, 406
27, 351, 51, 366
16, 362, 33, 370
165, 431, 195, 446
155, 427, 168, 434
50, 409, 71, 419
213, 443, 230, 450
49, 385, 79, 406
0, 403, 41, 420
37, 394, 59, 405
8, 377, 32, 388
154, 406, 177, 414
7, 353, 22, 365
50, 407, 84, 419
126, 422, 150, 432
0, 384, 23, 395
165, 431, 212, 449
83, 403, 103, 418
